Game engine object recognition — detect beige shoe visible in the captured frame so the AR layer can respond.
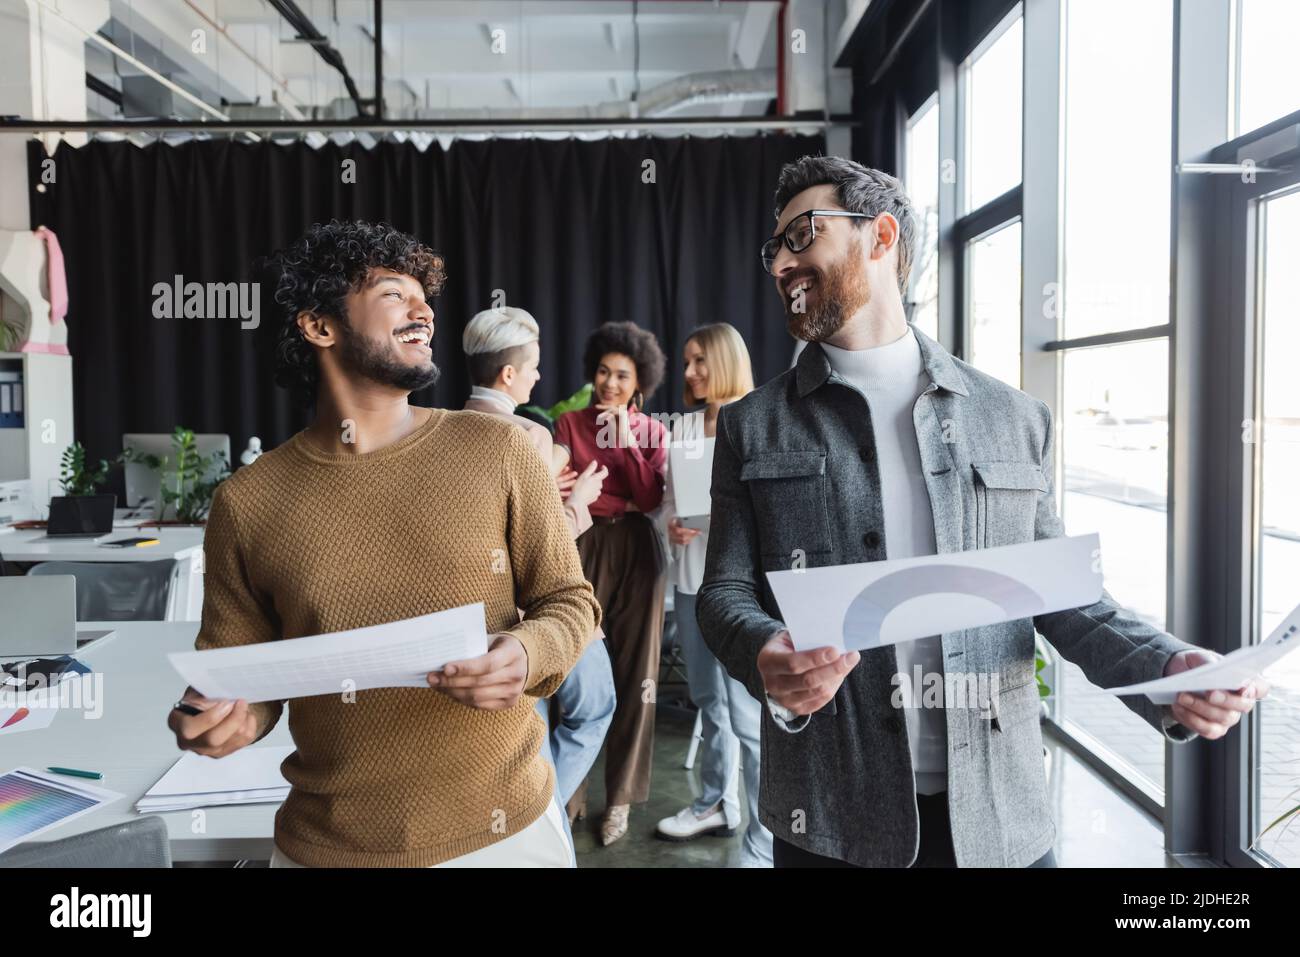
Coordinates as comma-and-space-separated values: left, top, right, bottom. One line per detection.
600, 804, 630, 846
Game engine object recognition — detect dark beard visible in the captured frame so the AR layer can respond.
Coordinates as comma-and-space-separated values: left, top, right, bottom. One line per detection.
784, 236, 872, 342
337, 322, 441, 393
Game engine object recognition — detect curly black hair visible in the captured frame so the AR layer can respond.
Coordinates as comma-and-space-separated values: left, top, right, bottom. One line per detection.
265, 220, 446, 406
581, 321, 666, 403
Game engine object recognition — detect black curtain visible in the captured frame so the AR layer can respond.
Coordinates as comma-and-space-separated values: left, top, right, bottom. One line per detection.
28, 133, 822, 476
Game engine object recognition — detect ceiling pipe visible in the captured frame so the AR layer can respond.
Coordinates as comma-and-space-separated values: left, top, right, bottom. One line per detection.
34, 0, 230, 122
181, 0, 307, 119
263, 0, 369, 117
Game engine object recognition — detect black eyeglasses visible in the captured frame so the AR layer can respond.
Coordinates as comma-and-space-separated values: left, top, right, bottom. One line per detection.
760, 209, 872, 274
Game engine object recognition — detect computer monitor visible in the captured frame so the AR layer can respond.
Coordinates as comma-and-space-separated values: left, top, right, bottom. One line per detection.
121, 433, 231, 512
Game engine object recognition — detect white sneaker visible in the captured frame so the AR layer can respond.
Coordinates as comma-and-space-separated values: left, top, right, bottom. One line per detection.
654, 806, 737, 842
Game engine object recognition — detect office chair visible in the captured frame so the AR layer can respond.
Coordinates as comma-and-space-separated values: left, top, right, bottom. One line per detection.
28, 559, 178, 620
0, 816, 172, 868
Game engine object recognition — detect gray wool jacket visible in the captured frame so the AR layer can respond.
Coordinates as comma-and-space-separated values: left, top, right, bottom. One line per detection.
696, 323, 1195, 867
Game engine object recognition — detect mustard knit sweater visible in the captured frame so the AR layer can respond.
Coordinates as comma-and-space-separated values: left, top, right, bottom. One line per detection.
195, 409, 601, 867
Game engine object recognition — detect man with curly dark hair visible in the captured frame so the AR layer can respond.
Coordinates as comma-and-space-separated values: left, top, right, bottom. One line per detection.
167, 220, 601, 868
269, 219, 447, 407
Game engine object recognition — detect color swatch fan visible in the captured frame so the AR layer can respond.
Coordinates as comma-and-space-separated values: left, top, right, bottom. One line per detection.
0, 767, 122, 855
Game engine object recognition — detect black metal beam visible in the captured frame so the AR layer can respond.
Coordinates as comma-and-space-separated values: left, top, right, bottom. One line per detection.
1042, 325, 1172, 353
869, 0, 935, 86
0, 116, 848, 134
374, 0, 383, 120
85, 73, 123, 107
265, 0, 369, 118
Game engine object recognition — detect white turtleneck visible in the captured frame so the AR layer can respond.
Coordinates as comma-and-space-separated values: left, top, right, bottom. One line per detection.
821, 325, 948, 796
469, 385, 518, 415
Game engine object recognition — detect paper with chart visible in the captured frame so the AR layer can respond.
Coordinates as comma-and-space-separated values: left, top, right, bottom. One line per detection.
767, 534, 1103, 652
1104, 600, 1300, 705
0, 767, 123, 854
168, 603, 488, 703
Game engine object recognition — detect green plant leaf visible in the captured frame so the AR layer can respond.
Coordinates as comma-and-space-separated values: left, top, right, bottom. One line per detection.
547, 383, 593, 420
1258, 803, 1300, 838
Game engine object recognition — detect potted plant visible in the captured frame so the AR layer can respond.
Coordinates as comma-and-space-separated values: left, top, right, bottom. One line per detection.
123, 427, 230, 525
59, 441, 112, 496
518, 382, 594, 425
1035, 636, 1054, 778
1253, 764, 1299, 856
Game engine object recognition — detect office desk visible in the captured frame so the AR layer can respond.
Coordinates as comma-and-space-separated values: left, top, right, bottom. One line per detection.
0, 527, 205, 620
0, 621, 289, 864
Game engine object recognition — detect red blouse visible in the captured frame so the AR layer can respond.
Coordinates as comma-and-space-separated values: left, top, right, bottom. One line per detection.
554, 405, 667, 518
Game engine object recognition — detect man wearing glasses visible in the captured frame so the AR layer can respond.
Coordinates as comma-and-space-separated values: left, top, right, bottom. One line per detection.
696, 155, 1269, 868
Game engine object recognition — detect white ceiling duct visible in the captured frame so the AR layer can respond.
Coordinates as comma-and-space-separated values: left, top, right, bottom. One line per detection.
636, 68, 777, 117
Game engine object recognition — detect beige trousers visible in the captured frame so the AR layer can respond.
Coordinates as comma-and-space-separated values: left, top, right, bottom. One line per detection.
269, 796, 574, 868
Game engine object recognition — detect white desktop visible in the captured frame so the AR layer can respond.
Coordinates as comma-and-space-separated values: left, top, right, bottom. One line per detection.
121, 433, 231, 515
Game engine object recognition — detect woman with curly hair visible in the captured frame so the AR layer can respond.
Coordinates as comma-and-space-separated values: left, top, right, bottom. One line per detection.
554, 321, 668, 846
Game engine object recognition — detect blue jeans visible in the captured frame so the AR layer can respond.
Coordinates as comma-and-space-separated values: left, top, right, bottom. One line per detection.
536, 638, 616, 807
675, 587, 773, 867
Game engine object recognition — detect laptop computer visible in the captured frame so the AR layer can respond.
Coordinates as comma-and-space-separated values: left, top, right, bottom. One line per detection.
0, 577, 116, 660
44, 494, 116, 540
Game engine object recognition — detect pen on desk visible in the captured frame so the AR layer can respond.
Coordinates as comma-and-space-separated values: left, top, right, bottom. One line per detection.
48, 767, 103, 780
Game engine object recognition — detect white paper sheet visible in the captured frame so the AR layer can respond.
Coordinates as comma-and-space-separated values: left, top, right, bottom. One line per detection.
0, 699, 59, 736
668, 436, 716, 529
143, 745, 293, 797
766, 534, 1103, 652
1104, 600, 1300, 704
168, 603, 489, 703
136, 745, 293, 812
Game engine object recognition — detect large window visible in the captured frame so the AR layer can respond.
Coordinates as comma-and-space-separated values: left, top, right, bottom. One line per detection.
1061, 0, 1172, 340
967, 221, 1022, 387
905, 95, 940, 341
1051, 0, 1174, 801
912, 0, 1300, 865
1234, 0, 1300, 137
964, 15, 1023, 212
956, 7, 1024, 386
1249, 185, 1300, 866
1057, 339, 1170, 794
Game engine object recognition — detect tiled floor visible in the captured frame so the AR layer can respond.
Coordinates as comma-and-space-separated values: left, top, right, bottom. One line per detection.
572, 704, 1177, 868
217, 697, 1238, 869
1056, 659, 1300, 866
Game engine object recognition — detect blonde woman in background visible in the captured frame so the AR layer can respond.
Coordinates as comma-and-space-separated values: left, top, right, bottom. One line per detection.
655, 323, 771, 867
462, 307, 616, 821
